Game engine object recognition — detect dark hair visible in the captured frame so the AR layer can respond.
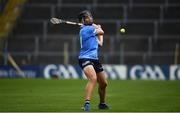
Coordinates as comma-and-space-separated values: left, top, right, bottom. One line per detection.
78, 10, 92, 22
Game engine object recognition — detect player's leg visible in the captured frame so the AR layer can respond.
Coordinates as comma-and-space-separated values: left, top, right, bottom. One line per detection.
97, 71, 109, 109
81, 64, 97, 111
83, 65, 97, 101
93, 59, 109, 109
97, 71, 107, 103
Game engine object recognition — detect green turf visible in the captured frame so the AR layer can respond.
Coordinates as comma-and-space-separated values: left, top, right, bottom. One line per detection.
0, 78, 180, 112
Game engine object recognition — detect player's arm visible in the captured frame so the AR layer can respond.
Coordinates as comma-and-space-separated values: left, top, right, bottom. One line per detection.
93, 24, 104, 46
97, 35, 103, 47
93, 24, 104, 35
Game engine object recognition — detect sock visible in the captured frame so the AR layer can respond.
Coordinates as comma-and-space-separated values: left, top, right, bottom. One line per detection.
85, 100, 90, 104
100, 102, 106, 105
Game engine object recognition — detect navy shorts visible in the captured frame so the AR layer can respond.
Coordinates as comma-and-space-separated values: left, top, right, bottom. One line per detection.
79, 59, 104, 73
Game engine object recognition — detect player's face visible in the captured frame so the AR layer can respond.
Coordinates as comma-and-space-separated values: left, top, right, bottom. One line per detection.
84, 16, 93, 25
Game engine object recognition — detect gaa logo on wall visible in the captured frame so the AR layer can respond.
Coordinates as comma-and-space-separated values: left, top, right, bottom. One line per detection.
170, 65, 180, 80
0, 65, 179, 80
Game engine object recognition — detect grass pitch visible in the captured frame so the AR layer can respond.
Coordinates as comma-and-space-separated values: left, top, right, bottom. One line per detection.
0, 78, 180, 112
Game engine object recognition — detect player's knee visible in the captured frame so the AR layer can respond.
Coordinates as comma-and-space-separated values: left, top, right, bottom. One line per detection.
90, 76, 97, 83
103, 81, 108, 88
100, 81, 107, 88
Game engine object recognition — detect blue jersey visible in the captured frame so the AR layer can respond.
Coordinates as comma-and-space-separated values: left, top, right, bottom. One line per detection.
79, 25, 98, 60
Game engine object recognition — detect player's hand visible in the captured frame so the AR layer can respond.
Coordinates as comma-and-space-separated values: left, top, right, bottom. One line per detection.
93, 24, 101, 29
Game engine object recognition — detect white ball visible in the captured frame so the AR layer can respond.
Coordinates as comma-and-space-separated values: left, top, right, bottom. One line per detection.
120, 28, 125, 33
